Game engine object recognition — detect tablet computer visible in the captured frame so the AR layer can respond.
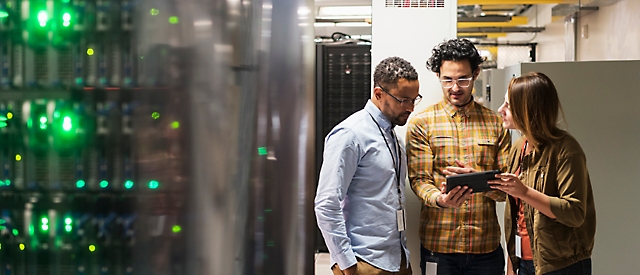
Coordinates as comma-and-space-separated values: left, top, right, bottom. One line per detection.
445, 170, 502, 193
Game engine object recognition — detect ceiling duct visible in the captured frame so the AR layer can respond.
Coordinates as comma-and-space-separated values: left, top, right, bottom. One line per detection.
457, 15, 512, 22
552, 4, 598, 17
458, 26, 545, 33
581, 0, 622, 6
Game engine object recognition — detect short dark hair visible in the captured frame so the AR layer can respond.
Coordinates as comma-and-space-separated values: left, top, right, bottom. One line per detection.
426, 38, 484, 74
373, 56, 419, 89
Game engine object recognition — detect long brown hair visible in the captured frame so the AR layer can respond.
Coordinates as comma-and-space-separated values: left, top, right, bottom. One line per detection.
508, 72, 566, 148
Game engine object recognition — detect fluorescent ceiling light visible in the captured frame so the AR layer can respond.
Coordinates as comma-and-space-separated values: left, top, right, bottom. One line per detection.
335, 22, 371, 27
314, 22, 336, 27
318, 6, 371, 18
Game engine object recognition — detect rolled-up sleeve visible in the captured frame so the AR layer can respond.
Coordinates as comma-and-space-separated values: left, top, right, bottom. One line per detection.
548, 153, 589, 228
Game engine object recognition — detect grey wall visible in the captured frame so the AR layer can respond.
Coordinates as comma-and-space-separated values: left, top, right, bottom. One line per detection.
502, 60, 640, 274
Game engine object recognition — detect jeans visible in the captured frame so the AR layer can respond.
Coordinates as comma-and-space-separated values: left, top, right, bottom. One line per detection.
518, 258, 592, 275
518, 260, 535, 275
420, 245, 505, 275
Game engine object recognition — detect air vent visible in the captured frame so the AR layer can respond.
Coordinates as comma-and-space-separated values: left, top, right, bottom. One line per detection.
385, 0, 444, 8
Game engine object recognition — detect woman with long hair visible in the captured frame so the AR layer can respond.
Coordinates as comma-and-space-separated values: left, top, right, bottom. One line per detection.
490, 72, 596, 275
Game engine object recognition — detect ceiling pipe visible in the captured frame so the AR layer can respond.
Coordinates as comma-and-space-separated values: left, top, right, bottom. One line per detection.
458, 26, 546, 33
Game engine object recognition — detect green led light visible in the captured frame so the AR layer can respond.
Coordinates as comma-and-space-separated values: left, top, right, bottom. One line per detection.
62, 13, 71, 26
100, 180, 108, 188
64, 218, 72, 225
76, 180, 85, 188
124, 180, 134, 189
0, 219, 4, 224
169, 16, 178, 24
64, 224, 72, 232
0, 11, 9, 19
41, 217, 49, 224
172, 225, 181, 233
4, 179, 9, 186
87, 48, 94, 56
151, 112, 160, 119
37, 10, 48, 27
88, 245, 96, 252
75, 77, 83, 84
148, 180, 159, 189
41, 224, 49, 231
258, 147, 267, 156
61, 0, 70, 3
62, 116, 72, 131
150, 8, 159, 16
39, 116, 47, 124
12, 229, 18, 236
0, 122, 6, 128
171, 121, 179, 129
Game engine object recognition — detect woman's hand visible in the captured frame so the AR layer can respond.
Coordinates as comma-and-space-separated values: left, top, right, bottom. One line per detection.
488, 173, 529, 199
442, 159, 476, 176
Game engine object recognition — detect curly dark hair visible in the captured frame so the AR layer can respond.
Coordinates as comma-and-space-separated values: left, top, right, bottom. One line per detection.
373, 56, 419, 88
426, 38, 485, 74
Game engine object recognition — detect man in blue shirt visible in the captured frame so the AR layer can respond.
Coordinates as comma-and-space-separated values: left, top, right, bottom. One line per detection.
315, 56, 421, 275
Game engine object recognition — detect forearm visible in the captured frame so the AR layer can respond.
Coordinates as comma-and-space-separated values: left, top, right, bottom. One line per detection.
522, 187, 556, 219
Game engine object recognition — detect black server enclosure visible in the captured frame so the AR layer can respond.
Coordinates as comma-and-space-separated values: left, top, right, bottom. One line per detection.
314, 43, 371, 252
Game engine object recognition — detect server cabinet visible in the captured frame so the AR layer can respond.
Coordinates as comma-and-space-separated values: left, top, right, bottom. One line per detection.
0, 0, 316, 274
314, 43, 371, 252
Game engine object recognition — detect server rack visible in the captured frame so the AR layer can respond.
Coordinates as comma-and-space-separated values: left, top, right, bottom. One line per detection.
315, 43, 371, 252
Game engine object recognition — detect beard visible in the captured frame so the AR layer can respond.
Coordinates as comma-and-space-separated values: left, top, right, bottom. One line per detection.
391, 111, 411, 126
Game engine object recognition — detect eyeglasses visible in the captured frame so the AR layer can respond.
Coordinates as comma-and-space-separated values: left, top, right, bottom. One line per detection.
439, 77, 473, 88
378, 85, 423, 106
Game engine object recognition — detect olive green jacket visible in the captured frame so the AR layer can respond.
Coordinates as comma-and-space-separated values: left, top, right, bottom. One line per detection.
504, 131, 596, 275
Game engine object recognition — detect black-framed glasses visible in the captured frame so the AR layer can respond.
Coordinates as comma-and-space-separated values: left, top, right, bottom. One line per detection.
439, 77, 473, 88
378, 86, 423, 106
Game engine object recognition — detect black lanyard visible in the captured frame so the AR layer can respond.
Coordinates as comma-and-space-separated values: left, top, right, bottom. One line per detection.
368, 113, 403, 208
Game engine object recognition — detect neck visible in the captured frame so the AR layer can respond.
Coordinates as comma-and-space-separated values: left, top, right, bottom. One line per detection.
454, 97, 473, 109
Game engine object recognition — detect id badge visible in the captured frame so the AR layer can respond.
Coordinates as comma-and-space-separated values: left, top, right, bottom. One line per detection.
396, 209, 406, 232
424, 253, 439, 275
515, 235, 522, 258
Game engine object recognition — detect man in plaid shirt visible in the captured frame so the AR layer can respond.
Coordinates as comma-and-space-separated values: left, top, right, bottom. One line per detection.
406, 38, 511, 275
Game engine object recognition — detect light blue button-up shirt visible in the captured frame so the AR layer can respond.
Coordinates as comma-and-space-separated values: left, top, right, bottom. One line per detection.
315, 100, 409, 272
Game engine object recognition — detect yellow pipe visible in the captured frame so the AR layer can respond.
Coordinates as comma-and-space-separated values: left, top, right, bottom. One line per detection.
458, 0, 577, 4
458, 16, 527, 28
458, 33, 508, 38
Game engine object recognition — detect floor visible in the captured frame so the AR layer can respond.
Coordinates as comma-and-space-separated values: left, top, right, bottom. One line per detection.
315, 253, 333, 275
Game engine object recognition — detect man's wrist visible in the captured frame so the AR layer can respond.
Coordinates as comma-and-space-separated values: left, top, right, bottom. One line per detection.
435, 193, 447, 208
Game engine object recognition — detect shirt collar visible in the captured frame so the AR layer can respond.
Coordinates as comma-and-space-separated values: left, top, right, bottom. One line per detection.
364, 100, 394, 132
441, 96, 476, 118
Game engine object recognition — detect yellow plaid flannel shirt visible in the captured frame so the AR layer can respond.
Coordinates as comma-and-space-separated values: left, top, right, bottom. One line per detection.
406, 99, 511, 254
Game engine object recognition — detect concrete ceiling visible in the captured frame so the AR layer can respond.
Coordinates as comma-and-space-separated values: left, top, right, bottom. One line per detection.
313, 0, 572, 40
